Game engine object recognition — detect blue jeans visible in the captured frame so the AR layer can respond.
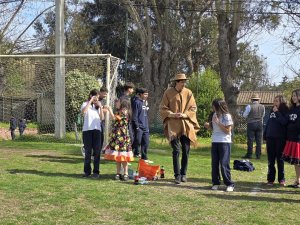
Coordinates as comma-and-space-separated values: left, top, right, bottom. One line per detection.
246, 121, 263, 157
211, 142, 234, 186
83, 129, 101, 175
170, 136, 190, 178
266, 138, 285, 182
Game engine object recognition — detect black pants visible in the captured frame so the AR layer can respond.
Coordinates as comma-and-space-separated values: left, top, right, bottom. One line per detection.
266, 138, 285, 182
170, 135, 190, 178
10, 129, 16, 140
211, 142, 234, 186
132, 129, 149, 160
246, 121, 263, 157
83, 129, 101, 175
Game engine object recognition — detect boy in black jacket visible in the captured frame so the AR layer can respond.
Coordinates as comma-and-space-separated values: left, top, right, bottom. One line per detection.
131, 88, 152, 162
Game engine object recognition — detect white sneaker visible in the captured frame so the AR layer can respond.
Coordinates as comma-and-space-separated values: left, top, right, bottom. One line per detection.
144, 160, 154, 164
211, 185, 219, 190
226, 186, 234, 192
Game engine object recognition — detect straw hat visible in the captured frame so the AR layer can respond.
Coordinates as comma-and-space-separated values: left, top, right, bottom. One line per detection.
171, 73, 189, 81
251, 93, 260, 100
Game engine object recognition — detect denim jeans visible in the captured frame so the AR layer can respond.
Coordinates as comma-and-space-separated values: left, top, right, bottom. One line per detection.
83, 129, 101, 175
266, 138, 285, 182
170, 135, 190, 178
246, 121, 263, 157
211, 142, 234, 186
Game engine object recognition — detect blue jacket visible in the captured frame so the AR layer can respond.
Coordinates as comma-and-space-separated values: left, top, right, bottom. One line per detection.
131, 97, 149, 131
264, 110, 288, 139
286, 106, 300, 142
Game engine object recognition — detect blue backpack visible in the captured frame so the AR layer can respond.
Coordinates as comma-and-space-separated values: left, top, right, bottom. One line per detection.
233, 159, 255, 172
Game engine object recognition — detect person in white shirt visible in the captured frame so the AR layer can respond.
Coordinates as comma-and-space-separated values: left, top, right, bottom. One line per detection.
204, 98, 235, 192
81, 89, 104, 178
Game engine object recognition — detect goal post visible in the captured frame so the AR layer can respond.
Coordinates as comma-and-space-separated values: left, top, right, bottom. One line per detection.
0, 54, 120, 144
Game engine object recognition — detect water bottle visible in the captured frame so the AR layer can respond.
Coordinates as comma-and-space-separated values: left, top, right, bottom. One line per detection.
134, 171, 139, 184
160, 166, 165, 178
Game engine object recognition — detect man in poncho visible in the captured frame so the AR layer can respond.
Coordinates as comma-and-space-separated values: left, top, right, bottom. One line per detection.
159, 73, 200, 184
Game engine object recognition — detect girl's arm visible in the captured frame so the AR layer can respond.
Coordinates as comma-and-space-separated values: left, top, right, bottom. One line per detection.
105, 106, 116, 120
213, 114, 232, 134
82, 97, 95, 114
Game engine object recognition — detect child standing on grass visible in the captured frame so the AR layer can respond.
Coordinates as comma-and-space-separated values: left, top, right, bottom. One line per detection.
104, 99, 134, 181
282, 89, 300, 188
81, 89, 103, 178
204, 99, 235, 192
263, 95, 289, 186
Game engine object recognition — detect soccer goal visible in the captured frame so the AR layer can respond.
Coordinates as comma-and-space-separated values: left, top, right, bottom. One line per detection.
0, 54, 120, 143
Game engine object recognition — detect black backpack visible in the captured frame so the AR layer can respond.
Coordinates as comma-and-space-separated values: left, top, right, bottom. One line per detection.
233, 159, 255, 172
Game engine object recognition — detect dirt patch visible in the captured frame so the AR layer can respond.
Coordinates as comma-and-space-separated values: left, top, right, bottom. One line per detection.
0, 128, 38, 140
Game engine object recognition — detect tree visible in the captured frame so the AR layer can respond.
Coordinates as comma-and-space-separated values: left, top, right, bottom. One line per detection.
187, 69, 223, 136
215, 0, 279, 117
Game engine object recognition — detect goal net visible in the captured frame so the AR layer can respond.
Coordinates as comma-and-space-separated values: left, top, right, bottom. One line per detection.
0, 54, 120, 143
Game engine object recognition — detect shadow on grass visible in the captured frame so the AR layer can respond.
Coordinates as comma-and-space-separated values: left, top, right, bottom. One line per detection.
25, 154, 115, 165
204, 193, 300, 203
7, 169, 118, 181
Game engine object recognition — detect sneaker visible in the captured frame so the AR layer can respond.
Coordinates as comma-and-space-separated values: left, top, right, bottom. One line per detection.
181, 175, 187, 182
123, 174, 129, 181
279, 181, 286, 186
82, 173, 90, 178
115, 174, 120, 180
144, 160, 154, 164
174, 176, 181, 184
287, 181, 300, 188
226, 186, 234, 192
91, 173, 100, 179
211, 185, 219, 190
267, 181, 274, 186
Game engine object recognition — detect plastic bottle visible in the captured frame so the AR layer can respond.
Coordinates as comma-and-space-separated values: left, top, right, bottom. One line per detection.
160, 166, 165, 178
134, 171, 139, 185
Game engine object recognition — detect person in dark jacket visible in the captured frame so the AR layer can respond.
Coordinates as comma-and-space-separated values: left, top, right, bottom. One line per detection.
131, 88, 151, 162
263, 95, 289, 186
18, 119, 27, 136
282, 89, 300, 188
9, 116, 17, 140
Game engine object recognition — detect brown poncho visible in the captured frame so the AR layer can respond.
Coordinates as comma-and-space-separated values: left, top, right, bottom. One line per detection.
159, 87, 200, 145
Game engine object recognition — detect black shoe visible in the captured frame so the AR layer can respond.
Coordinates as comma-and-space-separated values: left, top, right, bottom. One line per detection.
175, 176, 181, 184
242, 154, 252, 159
91, 173, 100, 179
82, 174, 90, 178
122, 174, 129, 181
287, 182, 300, 188
181, 175, 187, 182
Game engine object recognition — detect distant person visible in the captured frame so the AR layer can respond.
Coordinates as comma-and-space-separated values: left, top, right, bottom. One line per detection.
9, 116, 17, 140
81, 89, 104, 178
104, 99, 134, 181
242, 93, 265, 159
119, 82, 135, 144
204, 99, 235, 192
131, 88, 151, 162
18, 119, 27, 136
282, 89, 300, 188
98, 86, 108, 152
263, 95, 289, 186
159, 73, 200, 184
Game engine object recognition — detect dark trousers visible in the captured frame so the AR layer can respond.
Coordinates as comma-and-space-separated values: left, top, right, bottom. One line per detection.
132, 129, 149, 160
83, 129, 101, 175
10, 129, 16, 140
170, 135, 190, 178
266, 138, 285, 182
211, 142, 234, 186
246, 121, 263, 157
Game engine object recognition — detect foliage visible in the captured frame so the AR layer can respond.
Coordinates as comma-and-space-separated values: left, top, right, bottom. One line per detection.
65, 69, 99, 122
187, 69, 224, 136
277, 76, 300, 103
2, 59, 25, 95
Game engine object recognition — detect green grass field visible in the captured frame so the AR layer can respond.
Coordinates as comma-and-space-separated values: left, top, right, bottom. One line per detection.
0, 136, 299, 225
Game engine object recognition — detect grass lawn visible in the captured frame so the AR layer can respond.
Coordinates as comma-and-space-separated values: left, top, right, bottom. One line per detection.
0, 135, 299, 225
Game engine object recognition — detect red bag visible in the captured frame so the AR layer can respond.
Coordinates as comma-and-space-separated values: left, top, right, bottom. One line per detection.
138, 159, 160, 180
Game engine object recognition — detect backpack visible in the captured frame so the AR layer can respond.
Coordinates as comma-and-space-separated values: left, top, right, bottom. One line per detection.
233, 159, 255, 172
